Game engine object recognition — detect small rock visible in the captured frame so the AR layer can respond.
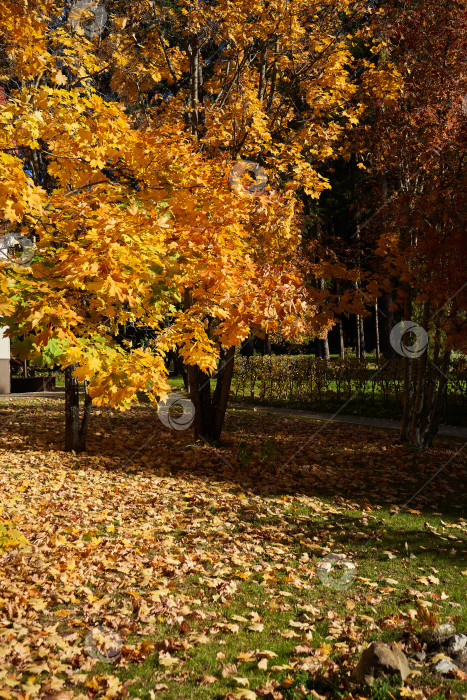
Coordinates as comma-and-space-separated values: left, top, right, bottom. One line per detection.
353, 642, 410, 685
456, 650, 467, 672
436, 623, 456, 640
421, 623, 456, 644
447, 633, 467, 655
431, 658, 458, 675
413, 651, 426, 663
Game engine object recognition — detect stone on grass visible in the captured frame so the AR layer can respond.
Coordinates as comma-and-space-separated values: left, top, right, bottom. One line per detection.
456, 650, 467, 673
431, 657, 458, 675
353, 642, 410, 685
447, 634, 467, 655
421, 623, 456, 644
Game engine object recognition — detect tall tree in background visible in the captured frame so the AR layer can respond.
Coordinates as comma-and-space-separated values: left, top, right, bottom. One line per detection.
358, 0, 466, 448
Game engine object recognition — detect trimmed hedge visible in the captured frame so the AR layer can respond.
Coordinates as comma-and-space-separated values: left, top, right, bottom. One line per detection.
232, 356, 467, 417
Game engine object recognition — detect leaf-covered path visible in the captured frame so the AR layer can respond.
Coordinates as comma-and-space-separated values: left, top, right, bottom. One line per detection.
230, 404, 467, 441
2, 392, 466, 440
0, 399, 466, 699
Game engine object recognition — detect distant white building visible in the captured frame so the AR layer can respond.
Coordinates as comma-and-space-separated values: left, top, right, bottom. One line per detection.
0, 327, 10, 394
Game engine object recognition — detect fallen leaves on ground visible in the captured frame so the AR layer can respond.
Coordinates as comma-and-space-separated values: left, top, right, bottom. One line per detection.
0, 399, 465, 698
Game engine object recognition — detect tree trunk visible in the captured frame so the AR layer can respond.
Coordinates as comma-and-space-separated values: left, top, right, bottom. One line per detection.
400, 354, 449, 449
65, 365, 80, 451
407, 304, 430, 446
65, 366, 92, 452
188, 345, 236, 442
356, 315, 361, 359
379, 292, 394, 358
190, 35, 199, 136
376, 172, 394, 360
375, 299, 381, 362
258, 44, 267, 102
421, 349, 450, 448
335, 283, 345, 360
170, 347, 188, 390
78, 380, 92, 452
359, 315, 366, 361
399, 312, 449, 449
338, 318, 345, 359
322, 334, 330, 362
266, 41, 279, 112
399, 292, 414, 443
263, 333, 271, 355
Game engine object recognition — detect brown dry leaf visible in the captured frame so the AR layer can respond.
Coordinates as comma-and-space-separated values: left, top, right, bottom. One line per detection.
179, 620, 191, 634
257, 650, 278, 659
224, 623, 240, 634
279, 629, 300, 639
200, 675, 218, 684
234, 677, 250, 686
294, 643, 313, 655
222, 663, 238, 678
248, 623, 264, 632
288, 619, 309, 629
158, 654, 180, 667
417, 575, 440, 586
53, 70, 67, 85
255, 680, 281, 697
308, 691, 326, 700
400, 689, 427, 699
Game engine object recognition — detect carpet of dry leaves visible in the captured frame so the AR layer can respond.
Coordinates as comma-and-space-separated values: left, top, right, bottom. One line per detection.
0, 399, 466, 700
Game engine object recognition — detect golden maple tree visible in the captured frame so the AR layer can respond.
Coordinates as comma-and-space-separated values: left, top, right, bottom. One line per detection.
0, 0, 389, 444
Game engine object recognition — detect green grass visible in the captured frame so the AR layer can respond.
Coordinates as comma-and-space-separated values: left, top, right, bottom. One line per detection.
78, 503, 466, 699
